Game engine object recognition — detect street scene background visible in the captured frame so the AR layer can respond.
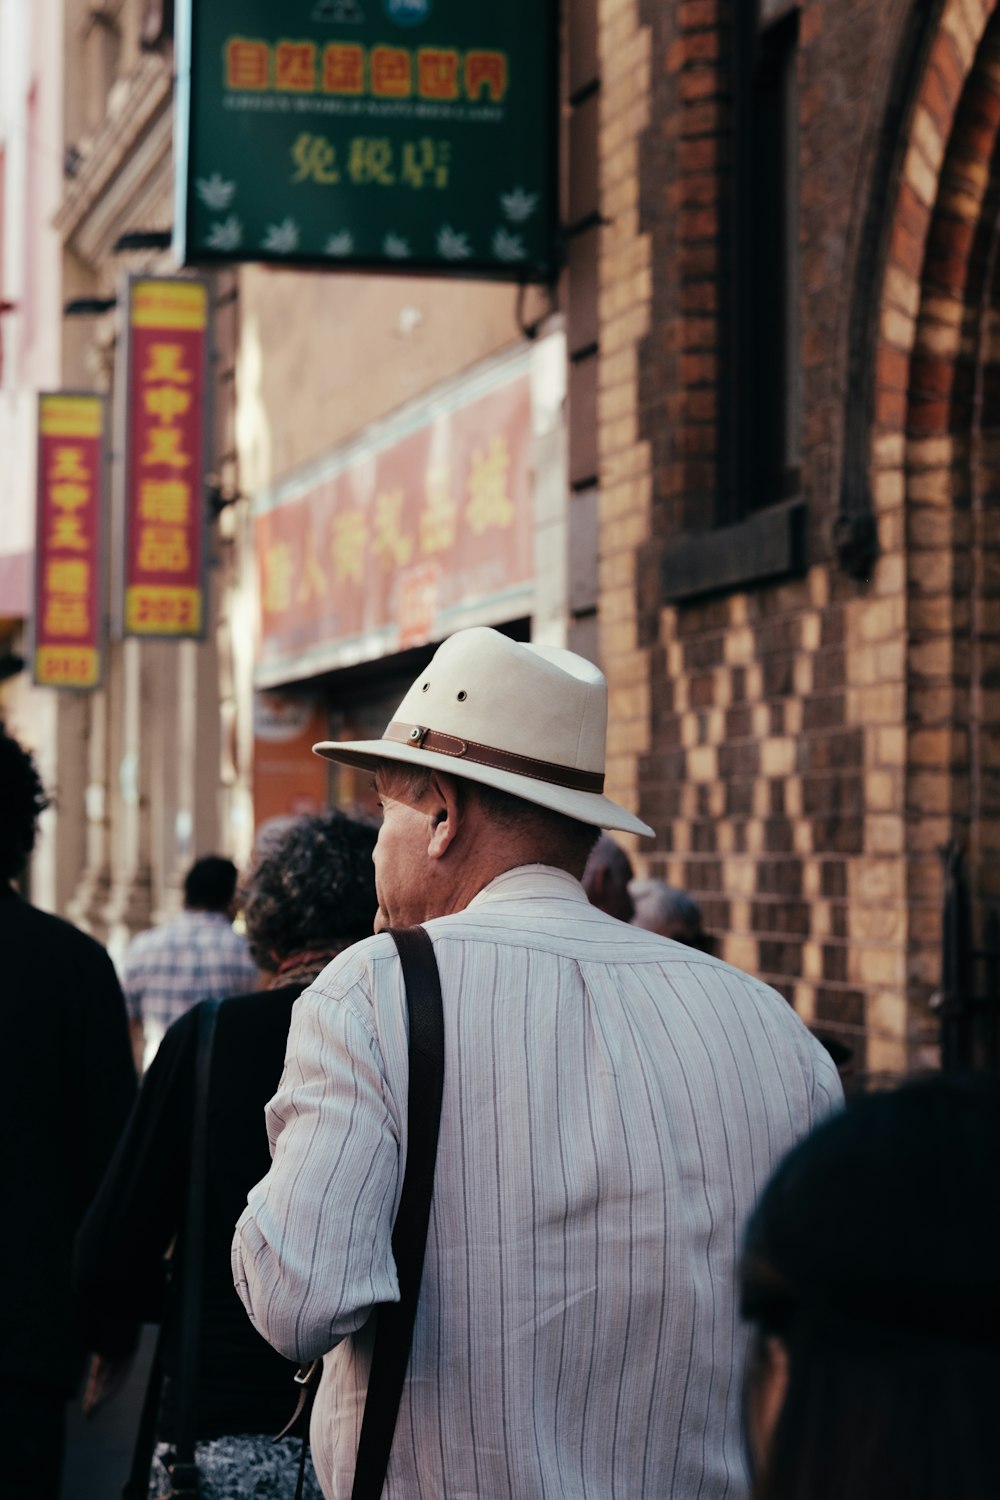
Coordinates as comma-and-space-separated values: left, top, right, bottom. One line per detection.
3, 0, 1000, 1493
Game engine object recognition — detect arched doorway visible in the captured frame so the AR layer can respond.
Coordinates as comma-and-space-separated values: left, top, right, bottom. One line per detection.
869, 0, 1000, 1062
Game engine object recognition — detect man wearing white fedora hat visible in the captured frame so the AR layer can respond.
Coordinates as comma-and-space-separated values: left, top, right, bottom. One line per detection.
234, 627, 840, 1500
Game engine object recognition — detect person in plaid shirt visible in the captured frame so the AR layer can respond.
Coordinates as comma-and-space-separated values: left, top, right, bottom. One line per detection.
123, 856, 259, 1068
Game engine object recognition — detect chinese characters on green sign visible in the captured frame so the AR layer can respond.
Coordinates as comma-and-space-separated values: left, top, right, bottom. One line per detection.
174, 0, 558, 280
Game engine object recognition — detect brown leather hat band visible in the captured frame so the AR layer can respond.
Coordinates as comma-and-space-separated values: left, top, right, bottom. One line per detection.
384, 720, 606, 795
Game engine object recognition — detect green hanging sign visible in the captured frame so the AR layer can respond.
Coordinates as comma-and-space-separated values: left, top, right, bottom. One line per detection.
174, 0, 558, 282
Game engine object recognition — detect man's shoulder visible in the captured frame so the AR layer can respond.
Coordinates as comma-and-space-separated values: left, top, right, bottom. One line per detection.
643, 943, 841, 1099
207, 922, 253, 957
129, 912, 245, 955
182, 911, 252, 961
414, 900, 715, 968
184, 910, 237, 940
309, 932, 406, 998
426, 903, 820, 1044
124, 919, 182, 966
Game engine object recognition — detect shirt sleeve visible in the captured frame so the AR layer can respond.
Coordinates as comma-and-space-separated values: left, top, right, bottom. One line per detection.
232, 980, 401, 1363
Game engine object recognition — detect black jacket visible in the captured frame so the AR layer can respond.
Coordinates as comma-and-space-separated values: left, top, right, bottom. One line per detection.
0, 887, 137, 1390
76, 985, 305, 1439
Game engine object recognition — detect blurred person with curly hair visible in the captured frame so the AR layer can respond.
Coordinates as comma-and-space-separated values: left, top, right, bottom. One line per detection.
0, 721, 137, 1499
76, 810, 378, 1500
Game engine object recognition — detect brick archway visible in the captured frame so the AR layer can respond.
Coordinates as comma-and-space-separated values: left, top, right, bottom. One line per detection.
870, 0, 1000, 1058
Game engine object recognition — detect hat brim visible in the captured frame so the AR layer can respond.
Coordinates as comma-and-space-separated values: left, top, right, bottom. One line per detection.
313, 737, 654, 838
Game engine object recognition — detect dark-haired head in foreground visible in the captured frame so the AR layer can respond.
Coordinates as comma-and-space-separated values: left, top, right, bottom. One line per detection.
0, 721, 50, 883
741, 1073, 1000, 1500
241, 809, 378, 971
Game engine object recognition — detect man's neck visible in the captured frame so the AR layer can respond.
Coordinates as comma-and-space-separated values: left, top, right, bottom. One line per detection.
428, 850, 579, 921
433, 858, 525, 918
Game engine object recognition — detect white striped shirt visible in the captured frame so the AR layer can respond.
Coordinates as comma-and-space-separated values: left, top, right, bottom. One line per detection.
233, 866, 841, 1499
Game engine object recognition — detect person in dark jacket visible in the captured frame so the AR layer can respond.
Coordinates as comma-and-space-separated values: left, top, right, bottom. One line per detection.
76, 809, 378, 1500
0, 722, 137, 1499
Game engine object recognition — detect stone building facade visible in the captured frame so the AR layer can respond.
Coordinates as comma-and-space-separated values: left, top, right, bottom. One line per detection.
4, 1, 574, 957
0, 0, 75, 912
593, 0, 1000, 1074
48, 0, 240, 952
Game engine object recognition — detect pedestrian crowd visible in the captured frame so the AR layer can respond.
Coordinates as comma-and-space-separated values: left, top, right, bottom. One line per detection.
2, 625, 998, 1500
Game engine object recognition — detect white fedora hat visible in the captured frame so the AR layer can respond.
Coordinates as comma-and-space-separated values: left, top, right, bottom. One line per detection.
314, 627, 653, 837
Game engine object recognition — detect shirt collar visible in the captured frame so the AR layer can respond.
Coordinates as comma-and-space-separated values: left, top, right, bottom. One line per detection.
466, 864, 590, 909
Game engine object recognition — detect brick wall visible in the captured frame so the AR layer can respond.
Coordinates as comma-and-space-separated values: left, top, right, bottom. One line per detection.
881, 2, 1000, 1021
596, 0, 1000, 1073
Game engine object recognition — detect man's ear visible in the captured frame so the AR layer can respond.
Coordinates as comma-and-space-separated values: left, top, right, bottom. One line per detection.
426, 772, 462, 859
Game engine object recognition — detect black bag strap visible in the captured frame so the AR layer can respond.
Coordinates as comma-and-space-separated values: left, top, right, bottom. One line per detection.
122, 999, 221, 1500
350, 925, 445, 1500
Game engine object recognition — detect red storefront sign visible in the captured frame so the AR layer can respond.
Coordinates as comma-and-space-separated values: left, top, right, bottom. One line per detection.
255, 366, 533, 685
33, 393, 106, 688
120, 277, 209, 637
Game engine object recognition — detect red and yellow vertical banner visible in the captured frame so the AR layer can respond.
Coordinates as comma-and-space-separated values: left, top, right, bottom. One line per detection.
33, 393, 107, 688
121, 277, 209, 637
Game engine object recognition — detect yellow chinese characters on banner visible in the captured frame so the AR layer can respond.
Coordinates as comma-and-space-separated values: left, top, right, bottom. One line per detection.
122, 278, 208, 637
290, 132, 451, 192
223, 38, 508, 103
33, 394, 106, 689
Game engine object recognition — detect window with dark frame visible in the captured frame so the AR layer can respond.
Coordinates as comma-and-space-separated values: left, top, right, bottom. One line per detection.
662, 0, 804, 602
729, 0, 800, 520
